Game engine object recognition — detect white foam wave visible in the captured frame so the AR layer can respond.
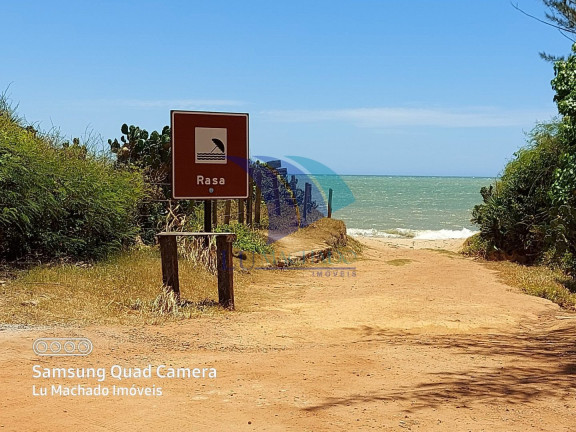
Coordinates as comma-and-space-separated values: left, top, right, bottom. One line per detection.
347, 227, 477, 240
413, 228, 477, 240
346, 228, 402, 238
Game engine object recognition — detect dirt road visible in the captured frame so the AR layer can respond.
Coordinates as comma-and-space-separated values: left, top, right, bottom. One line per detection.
1, 238, 575, 431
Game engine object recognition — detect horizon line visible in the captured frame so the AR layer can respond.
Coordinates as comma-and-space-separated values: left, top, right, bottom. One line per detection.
287, 173, 497, 178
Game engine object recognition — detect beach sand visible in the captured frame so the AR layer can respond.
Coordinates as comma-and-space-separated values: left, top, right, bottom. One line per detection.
1, 236, 575, 431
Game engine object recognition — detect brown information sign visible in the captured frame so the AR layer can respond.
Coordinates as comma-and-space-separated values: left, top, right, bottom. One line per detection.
171, 110, 249, 199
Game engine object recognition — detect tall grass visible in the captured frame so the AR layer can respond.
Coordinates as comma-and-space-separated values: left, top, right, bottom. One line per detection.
485, 260, 576, 310
0, 248, 226, 325
0, 95, 145, 261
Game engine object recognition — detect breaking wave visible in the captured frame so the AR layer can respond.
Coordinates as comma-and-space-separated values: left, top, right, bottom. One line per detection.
347, 227, 477, 240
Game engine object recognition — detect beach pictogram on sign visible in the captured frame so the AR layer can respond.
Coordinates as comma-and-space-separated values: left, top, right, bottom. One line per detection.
195, 127, 227, 164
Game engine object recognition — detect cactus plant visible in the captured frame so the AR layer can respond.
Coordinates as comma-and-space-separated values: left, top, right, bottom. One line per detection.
108, 123, 175, 244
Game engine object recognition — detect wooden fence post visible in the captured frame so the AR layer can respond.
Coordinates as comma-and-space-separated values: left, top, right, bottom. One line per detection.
303, 182, 311, 221
237, 199, 244, 223
158, 235, 180, 299
216, 234, 235, 309
224, 200, 231, 225
212, 200, 218, 227
246, 175, 253, 227
328, 188, 333, 218
158, 232, 237, 309
204, 200, 212, 232
290, 175, 297, 192
254, 170, 262, 227
272, 175, 281, 216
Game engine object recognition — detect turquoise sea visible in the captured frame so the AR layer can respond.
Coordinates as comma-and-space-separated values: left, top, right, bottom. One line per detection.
302, 175, 494, 239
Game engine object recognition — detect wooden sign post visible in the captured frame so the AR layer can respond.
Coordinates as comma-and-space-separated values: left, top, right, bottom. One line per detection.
158, 234, 180, 298
157, 232, 236, 309
216, 234, 235, 309
158, 111, 249, 310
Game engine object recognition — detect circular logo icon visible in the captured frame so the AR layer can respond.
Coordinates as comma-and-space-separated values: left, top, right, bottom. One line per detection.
33, 338, 93, 356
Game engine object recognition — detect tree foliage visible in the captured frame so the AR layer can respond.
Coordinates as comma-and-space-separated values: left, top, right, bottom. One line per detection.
552, 43, 576, 119
542, 0, 576, 35
514, 0, 576, 60
471, 8, 576, 275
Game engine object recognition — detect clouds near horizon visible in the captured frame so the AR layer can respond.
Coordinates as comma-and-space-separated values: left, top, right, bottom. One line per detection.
263, 106, 556, 129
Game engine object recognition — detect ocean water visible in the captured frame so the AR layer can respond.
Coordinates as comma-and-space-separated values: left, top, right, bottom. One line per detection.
301, 175, 494, 240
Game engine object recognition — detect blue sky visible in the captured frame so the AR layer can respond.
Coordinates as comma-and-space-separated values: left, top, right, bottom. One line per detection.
1, 0, 571, 176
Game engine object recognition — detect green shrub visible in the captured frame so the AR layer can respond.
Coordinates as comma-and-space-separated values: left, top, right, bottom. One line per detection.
0, 105, 145, 260
471, 120, 576, 275
214, 223, 272, 254
472, 122, 564, 256
461, 233, 494, 259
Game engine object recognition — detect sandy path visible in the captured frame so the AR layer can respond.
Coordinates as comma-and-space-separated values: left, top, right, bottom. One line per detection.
1, 237, 575, 431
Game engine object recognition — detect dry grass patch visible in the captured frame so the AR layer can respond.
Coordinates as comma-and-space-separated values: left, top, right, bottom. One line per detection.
0, 247, 233, 326
0, 219, 354, 326
386, 259, 413, 266
484, 260, 576, 310
279, 218, 347, 248
344, 235, 364, 255
243, 218, 359, 269
425, 248, 459, 258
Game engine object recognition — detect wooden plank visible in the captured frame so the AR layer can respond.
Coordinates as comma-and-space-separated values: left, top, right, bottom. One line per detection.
266, 159, 282, 169
158, 232, 235, 237
216, 234, 235, 309
158, 235, 180, 299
